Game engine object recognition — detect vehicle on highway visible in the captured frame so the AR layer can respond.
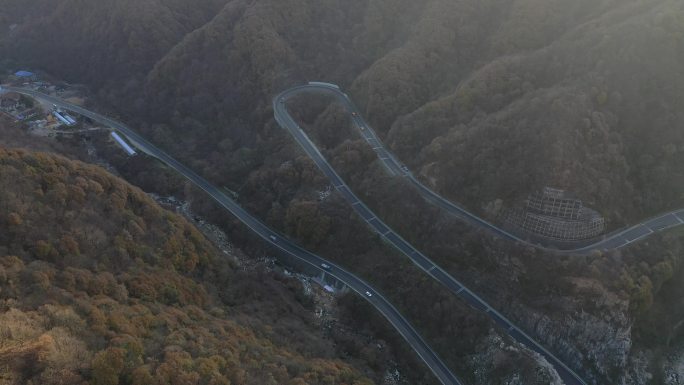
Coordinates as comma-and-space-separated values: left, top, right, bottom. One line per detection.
269, 235, 277, 241
352, 112, 358, 116
365, 291, 373, 297
320, 263, 331, 270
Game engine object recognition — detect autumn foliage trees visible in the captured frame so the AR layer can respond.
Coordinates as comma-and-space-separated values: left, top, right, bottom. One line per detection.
0, 149, 374, 385
3, 0, 684, 382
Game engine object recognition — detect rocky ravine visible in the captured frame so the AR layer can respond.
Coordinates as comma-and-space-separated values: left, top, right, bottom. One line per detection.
507, 277, 632, 384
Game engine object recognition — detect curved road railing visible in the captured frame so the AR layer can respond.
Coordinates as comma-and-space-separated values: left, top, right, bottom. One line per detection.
274, 83, 590, 385
5, 86, 462, 385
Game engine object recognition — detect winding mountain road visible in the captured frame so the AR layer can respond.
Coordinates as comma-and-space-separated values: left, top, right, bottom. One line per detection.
276, 83, 684, 255
274, 82, 684, 385
3, 86, 462, 385
11, 81, 678, 385
274, 83, 589, 385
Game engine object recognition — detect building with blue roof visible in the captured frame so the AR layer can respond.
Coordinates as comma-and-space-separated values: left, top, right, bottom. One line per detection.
14, 71, 36, 80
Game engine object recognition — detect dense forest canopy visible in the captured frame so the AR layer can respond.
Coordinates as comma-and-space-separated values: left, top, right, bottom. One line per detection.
3, 0, 682, 226
0, 148, 378, 385
2, 0, 684, 384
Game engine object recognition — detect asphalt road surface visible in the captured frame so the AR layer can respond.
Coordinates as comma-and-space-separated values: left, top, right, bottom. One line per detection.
274, 82, 595, 385
276, 83, 684, 256
272, 81, 684, 384
4, 86, 462, 385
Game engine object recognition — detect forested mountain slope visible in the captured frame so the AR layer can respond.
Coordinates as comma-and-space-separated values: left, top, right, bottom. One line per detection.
3, 0, 682, 224
0, 0, 227, 89
2, 0, 684, 384
0, 148, 375, 385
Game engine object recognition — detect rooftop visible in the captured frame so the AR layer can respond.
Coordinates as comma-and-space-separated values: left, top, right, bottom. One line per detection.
14, 71, 35, 77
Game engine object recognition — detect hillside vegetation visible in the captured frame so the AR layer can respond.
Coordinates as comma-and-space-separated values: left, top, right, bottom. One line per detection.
2, 0, 684, 383
0, 148, 375, 385
4, 0, 683, 223
0, 0, 228, 89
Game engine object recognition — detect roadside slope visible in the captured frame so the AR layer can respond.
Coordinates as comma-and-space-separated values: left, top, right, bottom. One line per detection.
0, 147, 376, 385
